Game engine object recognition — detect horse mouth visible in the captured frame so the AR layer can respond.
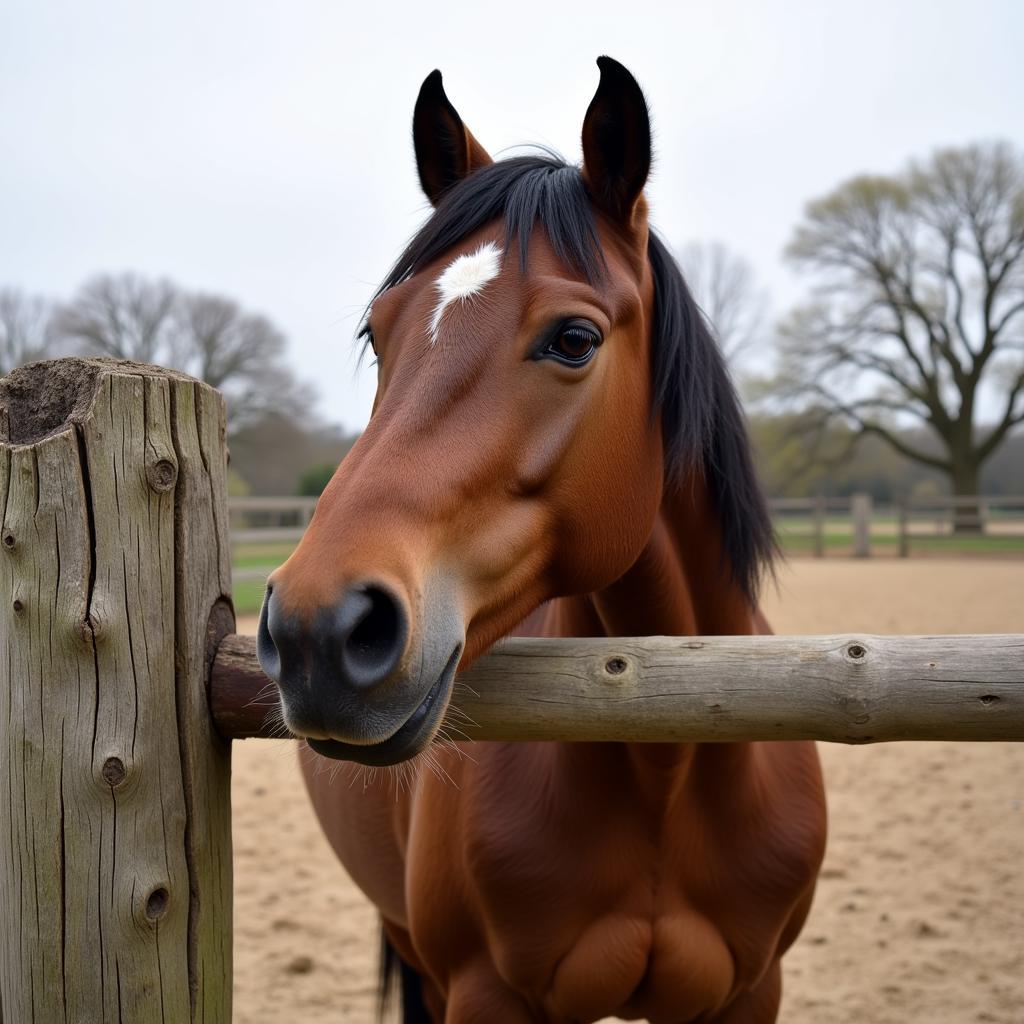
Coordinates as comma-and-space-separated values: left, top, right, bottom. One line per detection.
305, 644, 461, 766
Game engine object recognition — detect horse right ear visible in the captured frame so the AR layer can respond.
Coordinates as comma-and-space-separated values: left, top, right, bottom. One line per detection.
413, 70, 493, 206
581, 56, 652, 229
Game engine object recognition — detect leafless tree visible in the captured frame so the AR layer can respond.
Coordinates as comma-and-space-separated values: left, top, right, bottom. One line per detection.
0, 288, 56, 375
678, 242, 768, 360
174, 293, 315, 424
53, 272, 178, 362
54, 272, 315, 426
777, 141, 1024, 526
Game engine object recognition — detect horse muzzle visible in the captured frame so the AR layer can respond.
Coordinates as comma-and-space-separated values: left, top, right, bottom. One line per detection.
256, 575, 464, 765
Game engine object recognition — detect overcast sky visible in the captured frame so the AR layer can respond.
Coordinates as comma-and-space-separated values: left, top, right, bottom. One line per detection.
2, 0, 1022, 431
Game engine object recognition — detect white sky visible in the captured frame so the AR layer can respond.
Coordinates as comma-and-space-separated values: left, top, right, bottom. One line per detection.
2, 0, 1022, 431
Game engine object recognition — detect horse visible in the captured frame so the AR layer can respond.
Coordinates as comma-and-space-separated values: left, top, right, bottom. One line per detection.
257, 57, 827, 1023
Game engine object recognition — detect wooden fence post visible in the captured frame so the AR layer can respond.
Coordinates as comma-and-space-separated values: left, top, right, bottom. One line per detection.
898, 500, 910, 558
851, 492, 872, 558
0, 358, 234, 1023
813, 495, 825, 558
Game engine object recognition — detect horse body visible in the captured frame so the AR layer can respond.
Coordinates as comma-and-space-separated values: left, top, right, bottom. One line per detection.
303, 479, 824, 1022
261, 58, 827, 1022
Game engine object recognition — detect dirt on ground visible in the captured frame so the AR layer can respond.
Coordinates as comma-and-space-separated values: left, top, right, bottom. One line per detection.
231, 559, 1023, 1023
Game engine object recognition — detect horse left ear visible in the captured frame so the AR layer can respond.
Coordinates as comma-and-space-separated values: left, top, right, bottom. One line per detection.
581, 57, 652, 227
413, 70, 493, 206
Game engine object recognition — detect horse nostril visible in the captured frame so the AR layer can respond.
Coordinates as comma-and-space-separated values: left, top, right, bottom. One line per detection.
257, 582, 409, 697
256, 586, 282, 682
337, 585, 407, 688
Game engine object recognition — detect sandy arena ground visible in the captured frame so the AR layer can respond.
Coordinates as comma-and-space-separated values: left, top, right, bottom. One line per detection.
231, 559, 1023, 1023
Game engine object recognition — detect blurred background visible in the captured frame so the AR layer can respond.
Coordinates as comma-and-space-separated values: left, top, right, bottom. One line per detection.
5, 2, 1024, 610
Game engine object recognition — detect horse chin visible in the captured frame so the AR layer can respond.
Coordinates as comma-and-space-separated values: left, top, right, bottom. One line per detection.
304, 643, 461, 765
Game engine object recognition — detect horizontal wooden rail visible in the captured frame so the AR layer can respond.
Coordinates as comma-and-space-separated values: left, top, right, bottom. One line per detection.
211, 633, 1024, 745
230, 496, 319, 512
232, 568, 271, 583
231, 526, 307, 544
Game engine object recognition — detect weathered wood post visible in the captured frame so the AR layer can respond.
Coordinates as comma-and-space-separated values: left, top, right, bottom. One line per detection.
0, 359, 234, 1023
851, 492, 872, 558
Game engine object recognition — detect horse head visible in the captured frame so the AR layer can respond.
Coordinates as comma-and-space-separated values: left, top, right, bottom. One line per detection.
256, 58, 771, 765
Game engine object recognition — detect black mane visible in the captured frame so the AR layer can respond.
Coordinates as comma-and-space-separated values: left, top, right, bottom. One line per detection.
361, 155, 776, 600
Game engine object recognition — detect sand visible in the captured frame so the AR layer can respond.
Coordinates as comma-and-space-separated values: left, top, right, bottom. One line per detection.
231, 559, 1023, 1023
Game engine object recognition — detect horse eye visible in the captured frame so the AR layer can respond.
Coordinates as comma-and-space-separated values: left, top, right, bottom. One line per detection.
543, 321, 601, 366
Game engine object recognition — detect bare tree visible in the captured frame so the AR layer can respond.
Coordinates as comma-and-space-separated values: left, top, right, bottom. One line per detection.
778, 141, 1024, 527
0, 289, 56, 375
678, 242, 768, 360
175, 293, 314, 425
176, 294, 277, 388
54, 271, 315, 427
53, 272, 178, 362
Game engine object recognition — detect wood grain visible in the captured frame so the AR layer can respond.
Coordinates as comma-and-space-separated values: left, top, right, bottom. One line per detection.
0, 358, 233, 1022
212, 633, 1024, 744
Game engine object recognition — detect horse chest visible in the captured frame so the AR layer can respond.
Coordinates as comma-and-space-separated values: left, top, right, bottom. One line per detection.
412, 817, 742, 1022
403, 741, 824, 1022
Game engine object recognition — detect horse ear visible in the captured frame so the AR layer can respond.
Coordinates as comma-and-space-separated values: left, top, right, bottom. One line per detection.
581, 57, 652, 227
413, 70, 493, 206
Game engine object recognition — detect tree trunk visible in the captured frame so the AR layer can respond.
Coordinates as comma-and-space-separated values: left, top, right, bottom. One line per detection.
951, 461, 983, 536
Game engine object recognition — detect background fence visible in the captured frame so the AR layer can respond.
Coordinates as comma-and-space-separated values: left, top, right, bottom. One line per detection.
770, 494, 1024, 558
230, 493, 1024, 608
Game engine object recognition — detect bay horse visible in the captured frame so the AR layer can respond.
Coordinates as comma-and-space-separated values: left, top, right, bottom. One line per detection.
257, 57, 826, 1023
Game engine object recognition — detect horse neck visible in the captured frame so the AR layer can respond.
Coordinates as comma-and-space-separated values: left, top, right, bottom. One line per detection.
553, 469, 757, 639
547, 470, 758, 781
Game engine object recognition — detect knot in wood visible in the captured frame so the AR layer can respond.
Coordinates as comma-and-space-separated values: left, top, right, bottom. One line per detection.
78, 611, 105, 647
101, 756, 127, 787
12, 598, 24, 613
2, 532, 15, 549
145, 887, 170, 921
846, 643, 867, 661
605, 657, 628, 676
146, 457, 178, 492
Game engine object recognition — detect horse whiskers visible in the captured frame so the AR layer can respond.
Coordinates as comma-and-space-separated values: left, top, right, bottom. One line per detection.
243, 681, 280, 709
260, 703, 293, 741
452, 679, 480, 700
444, 707, 479, 732
421, 748, 458, 790
434, 726, 477, 764
442, 700, 480, 735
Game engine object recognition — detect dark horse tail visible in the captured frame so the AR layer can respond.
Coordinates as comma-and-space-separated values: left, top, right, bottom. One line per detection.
379, 924, 432, 1023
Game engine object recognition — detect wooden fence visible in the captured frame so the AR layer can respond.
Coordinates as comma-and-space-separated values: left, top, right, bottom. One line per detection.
230, 493, 1024, 567
2, 359, 1022, 1021
767, 494, 1024, 558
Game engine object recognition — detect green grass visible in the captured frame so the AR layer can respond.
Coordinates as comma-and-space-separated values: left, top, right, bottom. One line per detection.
230, 542, 295, 615
232, 579, 270, 616
232, 541, 297, 568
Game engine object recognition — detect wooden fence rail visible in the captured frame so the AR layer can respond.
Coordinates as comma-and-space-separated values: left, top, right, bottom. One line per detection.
212, 632, 1024, 745
2, 358, 1022, 1023
229, 493, 1024, 563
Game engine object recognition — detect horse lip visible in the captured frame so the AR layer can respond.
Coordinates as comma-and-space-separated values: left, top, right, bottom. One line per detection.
306, 644, 462, 765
